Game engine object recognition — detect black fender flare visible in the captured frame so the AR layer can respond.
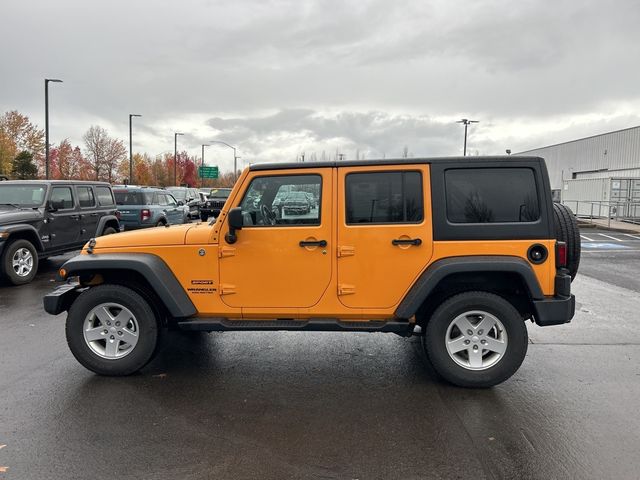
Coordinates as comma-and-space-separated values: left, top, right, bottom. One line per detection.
60, 253, 196, 318
1, 224, 45, 251
95, 215, 120, 236
394, 256, 544, 319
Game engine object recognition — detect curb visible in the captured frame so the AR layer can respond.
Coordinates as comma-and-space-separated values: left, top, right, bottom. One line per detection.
578, 220, 640, 234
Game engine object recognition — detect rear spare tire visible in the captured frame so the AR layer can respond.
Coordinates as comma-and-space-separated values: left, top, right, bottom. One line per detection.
552, 203, 580, 281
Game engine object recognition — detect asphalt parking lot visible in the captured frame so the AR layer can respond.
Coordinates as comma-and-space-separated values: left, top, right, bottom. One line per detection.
1, 229, 639, 479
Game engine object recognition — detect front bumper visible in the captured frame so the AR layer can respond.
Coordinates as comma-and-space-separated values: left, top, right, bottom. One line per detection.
43, 281, 82, 315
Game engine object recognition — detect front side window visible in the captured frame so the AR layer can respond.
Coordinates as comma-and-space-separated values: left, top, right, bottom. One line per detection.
445, 168, 540, 223
346, 171, 423, 224
77, 186, 95, 208
50, 187, 74, 210
166, 194, 178, 207
239, 174, 321, 226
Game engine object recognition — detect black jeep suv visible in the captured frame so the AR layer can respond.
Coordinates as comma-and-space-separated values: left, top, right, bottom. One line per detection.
0, 180, 120, 285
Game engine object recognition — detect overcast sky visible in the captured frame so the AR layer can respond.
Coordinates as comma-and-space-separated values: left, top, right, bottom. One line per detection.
1, 0, 639, 173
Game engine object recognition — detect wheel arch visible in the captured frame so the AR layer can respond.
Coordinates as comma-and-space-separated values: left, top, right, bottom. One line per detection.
60, 253, 196, 319
1, 225, 44, 251
95, 215, 120, 236
395, 256, 544, 323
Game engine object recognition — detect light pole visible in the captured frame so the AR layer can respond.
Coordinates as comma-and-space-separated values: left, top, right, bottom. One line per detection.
174, 132, 184, 186
45, 78, 63, 179
210, 140, 238, 181
201, 144, 209, 188
129, 114, 142, 184
456, 118, 478, 156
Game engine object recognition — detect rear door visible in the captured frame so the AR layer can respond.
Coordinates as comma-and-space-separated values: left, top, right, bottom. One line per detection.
336, 165, 433, 309
75, 185, 99, 241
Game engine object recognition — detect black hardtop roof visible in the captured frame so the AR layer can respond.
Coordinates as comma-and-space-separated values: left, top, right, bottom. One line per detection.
112, 186, 165, 192
250, 155, 543, 171
1, 179, 111, 185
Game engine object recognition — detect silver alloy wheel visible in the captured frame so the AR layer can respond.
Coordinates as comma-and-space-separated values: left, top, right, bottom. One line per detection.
83, 303, 139, 359
12, 247, 34, 277
445, 310, 508, 371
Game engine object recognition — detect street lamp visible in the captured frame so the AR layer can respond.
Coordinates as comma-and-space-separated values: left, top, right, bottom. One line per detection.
129, 114, 142, 184
45, 78, 63, 179
456, 118, 479, 156
210, 140, 238, 181
201, 144, 210, 188
174, 132, 184, 186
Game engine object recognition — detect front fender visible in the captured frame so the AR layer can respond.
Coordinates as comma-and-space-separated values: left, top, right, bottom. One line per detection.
51, 253, 197, 318
0, 224, 45, 251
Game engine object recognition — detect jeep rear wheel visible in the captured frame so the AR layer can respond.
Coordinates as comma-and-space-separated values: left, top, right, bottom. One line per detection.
423, 291, 528, 388
101, 226, 117, 236
1, 239, 39, 285
66, 284, 159, 376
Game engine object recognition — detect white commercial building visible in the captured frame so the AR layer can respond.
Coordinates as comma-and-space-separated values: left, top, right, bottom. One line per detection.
516, 126, 640, 220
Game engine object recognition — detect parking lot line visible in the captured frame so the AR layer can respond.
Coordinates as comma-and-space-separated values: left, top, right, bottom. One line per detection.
597, 233, 623, 241
580, 234, 594, 242
623, 234, 640, 240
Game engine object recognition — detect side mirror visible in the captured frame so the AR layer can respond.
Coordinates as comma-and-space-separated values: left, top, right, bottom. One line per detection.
177, 200, 184, 206
225, 207, 243, 244
47, 200, 62, 212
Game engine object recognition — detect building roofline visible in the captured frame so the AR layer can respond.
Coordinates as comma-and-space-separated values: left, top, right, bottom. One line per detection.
515, 125, 640, 154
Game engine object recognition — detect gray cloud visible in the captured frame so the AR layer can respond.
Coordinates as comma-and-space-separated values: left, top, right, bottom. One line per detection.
1, 0, 639, 173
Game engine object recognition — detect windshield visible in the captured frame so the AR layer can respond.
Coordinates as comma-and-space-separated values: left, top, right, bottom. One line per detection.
114, 190, 152, 205
167, 189, 187, 200
210, 188, 231, 199
0, 184, 47, 207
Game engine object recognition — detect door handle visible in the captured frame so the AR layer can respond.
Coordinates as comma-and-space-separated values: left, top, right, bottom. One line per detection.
299, 240, 327, 247
70, 215, 80, 220
392, 238, 422, 246
90, 213, 99, 217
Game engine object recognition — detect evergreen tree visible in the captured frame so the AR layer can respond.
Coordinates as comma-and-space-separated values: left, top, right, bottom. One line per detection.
11, 150, 38, 179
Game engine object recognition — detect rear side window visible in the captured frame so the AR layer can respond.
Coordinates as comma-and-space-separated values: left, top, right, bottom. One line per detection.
114, 191, 151, 205
445, 168, 540, 223
345, 171, 423, 224
96, 187, 115, 206
77, 186, 95, 208
50, 187, 74, 210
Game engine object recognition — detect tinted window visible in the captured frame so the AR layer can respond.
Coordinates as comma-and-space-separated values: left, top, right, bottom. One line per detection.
0, 185, 47, 207
114, 191, 151, 205
96, 186, 115, 206
50, 187, 74, 209
240, 174, 321, 226
77, 186, 95, 208
346, 171, 423, 224
445, 168, 540, 223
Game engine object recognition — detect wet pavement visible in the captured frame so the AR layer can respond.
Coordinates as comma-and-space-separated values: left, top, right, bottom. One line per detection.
1, 242, 639, 479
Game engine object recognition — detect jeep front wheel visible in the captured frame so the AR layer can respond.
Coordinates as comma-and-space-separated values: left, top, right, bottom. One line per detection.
423, 291, 528, 388
1, 239, 39, 285
66, 284, 159, 376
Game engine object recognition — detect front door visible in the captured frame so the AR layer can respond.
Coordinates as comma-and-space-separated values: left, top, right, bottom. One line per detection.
164, 193, 183, 224
336, 165, 433, 309
218, 169, 332, 310
47, 185, 81, 249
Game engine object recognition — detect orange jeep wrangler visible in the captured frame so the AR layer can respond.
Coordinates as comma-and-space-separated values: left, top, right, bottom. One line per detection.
44, 157, 579, 387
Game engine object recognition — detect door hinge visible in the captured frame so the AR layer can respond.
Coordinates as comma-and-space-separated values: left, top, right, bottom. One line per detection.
219, 284, 236, 295
338, 283, 356, 295
218, 246, 236, 258
337, 245, 355, 257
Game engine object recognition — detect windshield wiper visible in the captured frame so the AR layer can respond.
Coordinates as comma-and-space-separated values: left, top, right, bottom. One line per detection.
0, 203, 22, 208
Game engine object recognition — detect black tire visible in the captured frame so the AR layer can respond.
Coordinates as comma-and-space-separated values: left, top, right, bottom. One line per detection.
101, 226, 117, 236
155, 220, 166, 227
200, 212, 209, 222
1, 239, 39, 286
423, 291, 528, 388
552, 203, 580, 281
65, 284, 159, 376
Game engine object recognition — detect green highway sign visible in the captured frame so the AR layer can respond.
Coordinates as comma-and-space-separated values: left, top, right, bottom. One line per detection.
199, 166, 219, 179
